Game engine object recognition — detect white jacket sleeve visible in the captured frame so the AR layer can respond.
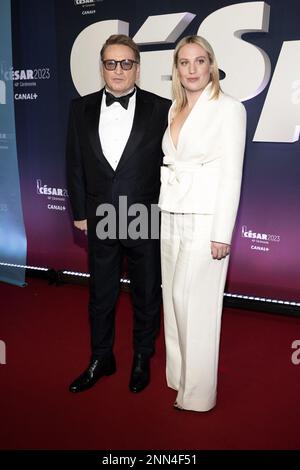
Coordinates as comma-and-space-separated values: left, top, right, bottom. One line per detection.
211, 100, 247, 245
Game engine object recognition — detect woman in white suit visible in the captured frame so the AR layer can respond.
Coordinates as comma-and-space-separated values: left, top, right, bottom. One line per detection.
159, 35, 246, 412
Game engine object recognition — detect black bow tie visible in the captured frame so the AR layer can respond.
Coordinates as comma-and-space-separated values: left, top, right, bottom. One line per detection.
105, 89, 135, 109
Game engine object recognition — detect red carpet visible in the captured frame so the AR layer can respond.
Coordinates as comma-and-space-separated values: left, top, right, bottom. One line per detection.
0, 278, 300, 450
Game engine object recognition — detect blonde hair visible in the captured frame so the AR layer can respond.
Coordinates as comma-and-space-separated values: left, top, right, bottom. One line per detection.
172, 35, 221, 111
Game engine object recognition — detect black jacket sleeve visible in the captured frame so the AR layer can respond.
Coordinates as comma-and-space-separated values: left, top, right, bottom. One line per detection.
66, 101, 87, 220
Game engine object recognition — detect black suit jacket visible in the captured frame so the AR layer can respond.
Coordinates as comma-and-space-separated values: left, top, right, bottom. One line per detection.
66, 86, 171, 223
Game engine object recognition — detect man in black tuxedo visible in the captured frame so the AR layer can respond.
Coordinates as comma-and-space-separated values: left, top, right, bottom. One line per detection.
66, 34, 170, 393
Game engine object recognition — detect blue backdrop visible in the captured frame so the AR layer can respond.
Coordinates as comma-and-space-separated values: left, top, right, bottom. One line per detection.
0, 0, 26, 286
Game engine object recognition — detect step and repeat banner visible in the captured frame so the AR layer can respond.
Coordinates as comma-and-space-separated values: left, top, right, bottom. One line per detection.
1, 0, 300, 301
0, 0, 26, 286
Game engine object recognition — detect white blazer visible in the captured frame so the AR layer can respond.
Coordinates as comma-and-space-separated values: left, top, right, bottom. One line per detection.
158, 83, 247, 245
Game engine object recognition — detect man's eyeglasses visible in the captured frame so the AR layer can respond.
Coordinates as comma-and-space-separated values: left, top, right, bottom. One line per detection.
102, 59, 139, 71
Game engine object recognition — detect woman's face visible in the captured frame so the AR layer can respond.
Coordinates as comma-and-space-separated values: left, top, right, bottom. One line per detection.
176, 43, 212, 95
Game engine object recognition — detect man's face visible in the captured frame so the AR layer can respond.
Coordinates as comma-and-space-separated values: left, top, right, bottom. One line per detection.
101, 44, 140, 96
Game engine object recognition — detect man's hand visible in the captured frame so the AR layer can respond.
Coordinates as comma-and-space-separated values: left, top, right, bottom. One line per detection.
211, 241, 230, 260
74, 220, 87, 231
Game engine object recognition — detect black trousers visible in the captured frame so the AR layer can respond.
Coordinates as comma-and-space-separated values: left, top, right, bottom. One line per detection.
87, 219, 161, 360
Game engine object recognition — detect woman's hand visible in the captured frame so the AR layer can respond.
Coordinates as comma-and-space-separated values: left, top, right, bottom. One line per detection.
211, 241, 230, 260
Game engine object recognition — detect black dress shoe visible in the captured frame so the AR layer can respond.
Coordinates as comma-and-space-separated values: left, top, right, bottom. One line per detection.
69, 356, 116, 393
129, 353, 150, 393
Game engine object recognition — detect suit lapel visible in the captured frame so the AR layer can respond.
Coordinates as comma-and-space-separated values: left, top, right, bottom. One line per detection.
116, 87, 154, 172
85, 89, 114, 175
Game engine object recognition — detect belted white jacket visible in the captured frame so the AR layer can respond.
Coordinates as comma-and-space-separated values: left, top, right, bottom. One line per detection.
158, 83, 247, 245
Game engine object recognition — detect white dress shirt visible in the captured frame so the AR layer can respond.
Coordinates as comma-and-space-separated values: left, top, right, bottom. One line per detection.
99, 88, 136, 171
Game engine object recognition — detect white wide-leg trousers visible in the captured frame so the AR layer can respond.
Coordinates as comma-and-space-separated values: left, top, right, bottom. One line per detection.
161, 211, 229, 411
